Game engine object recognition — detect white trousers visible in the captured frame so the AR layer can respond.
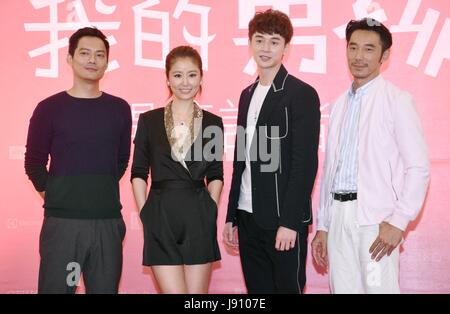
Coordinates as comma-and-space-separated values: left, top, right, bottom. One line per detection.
327, 200, 400, 294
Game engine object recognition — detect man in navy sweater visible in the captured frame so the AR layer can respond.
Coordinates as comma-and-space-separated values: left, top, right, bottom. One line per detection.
24, 27, 131, 294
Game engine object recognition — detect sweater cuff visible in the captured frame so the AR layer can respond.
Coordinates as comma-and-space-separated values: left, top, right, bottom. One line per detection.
316, 216, 329, 232
386, 212, 410, 231
316, 224, 328, 232
25, 165, 48, 192
226, 213, 237, 227
279, 219, 300, 233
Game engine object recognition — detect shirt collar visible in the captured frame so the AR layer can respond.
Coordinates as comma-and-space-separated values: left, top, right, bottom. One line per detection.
250, 64, 289, 94
349, 75, 381, 97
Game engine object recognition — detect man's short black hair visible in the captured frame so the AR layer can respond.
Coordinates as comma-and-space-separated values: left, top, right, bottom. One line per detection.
346, 18, 392, 54
68, 27, 110, 59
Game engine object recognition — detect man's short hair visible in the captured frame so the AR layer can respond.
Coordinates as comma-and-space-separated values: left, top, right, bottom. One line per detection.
248, 9, 293, 44
68, 27, 110, 59
345, 18, 393, 54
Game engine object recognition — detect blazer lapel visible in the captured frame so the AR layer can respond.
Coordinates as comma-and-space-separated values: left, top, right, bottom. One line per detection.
164, 101, 203, 176
255, 65, 289, 126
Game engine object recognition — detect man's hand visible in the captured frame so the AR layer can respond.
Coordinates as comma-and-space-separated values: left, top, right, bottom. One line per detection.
275, 226, 297, 251
223, 222, 239, 249
369, 222, 403, 262
311, 230, 328, 268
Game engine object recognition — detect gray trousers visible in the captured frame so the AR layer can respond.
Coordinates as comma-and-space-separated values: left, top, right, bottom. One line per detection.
38, 216, 126, 294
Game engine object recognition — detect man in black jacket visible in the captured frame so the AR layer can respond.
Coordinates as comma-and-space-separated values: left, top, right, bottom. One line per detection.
223, 9, 320, 293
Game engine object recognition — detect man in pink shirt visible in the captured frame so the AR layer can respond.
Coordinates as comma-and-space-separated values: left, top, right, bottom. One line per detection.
312, 18, 429, 293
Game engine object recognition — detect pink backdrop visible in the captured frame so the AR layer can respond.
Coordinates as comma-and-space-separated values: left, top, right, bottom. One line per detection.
1, 0, 449, 293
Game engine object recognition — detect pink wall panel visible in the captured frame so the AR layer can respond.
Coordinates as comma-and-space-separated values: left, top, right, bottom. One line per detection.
0, 0, 449, 293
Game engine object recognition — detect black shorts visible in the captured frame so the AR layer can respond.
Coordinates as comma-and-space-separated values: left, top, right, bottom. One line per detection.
140, 186, 221, 265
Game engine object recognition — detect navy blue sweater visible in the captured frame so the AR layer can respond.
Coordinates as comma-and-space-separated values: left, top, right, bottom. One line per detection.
25, 91, 132, 219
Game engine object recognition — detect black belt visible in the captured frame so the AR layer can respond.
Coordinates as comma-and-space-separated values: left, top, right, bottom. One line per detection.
333, 192, 357, 202
151, 180, 205, 190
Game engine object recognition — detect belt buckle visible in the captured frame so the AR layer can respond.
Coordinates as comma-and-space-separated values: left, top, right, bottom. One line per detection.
334, 193, 355, 202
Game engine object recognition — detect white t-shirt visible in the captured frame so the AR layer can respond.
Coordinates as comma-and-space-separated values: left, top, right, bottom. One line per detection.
238, 82, 271, 213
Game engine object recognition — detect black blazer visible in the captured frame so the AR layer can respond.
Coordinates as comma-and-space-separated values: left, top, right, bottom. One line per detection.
131, 108, 224, 185
226, 65, 320, 232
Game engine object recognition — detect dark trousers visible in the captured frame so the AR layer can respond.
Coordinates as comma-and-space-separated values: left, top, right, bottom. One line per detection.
237, 210, 307, 294
38, 216, 126, 294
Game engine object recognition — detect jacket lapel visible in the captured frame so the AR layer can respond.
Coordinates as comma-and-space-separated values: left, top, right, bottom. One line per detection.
164, 101, 203, 175
256, 65, 289, 126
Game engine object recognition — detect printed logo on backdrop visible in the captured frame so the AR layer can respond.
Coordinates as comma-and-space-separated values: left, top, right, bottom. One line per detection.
25, 0, 121, 77
24, 0, 216, 78
133, 0, 215, 70
7, 218, 41, 229
23, 0, 450, 158
333, 0, 450, 77
24, 0, 450, 78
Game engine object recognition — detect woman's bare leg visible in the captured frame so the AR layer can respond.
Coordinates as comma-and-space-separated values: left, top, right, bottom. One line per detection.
152, 265, 187, 294
184, 263, 212, 294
